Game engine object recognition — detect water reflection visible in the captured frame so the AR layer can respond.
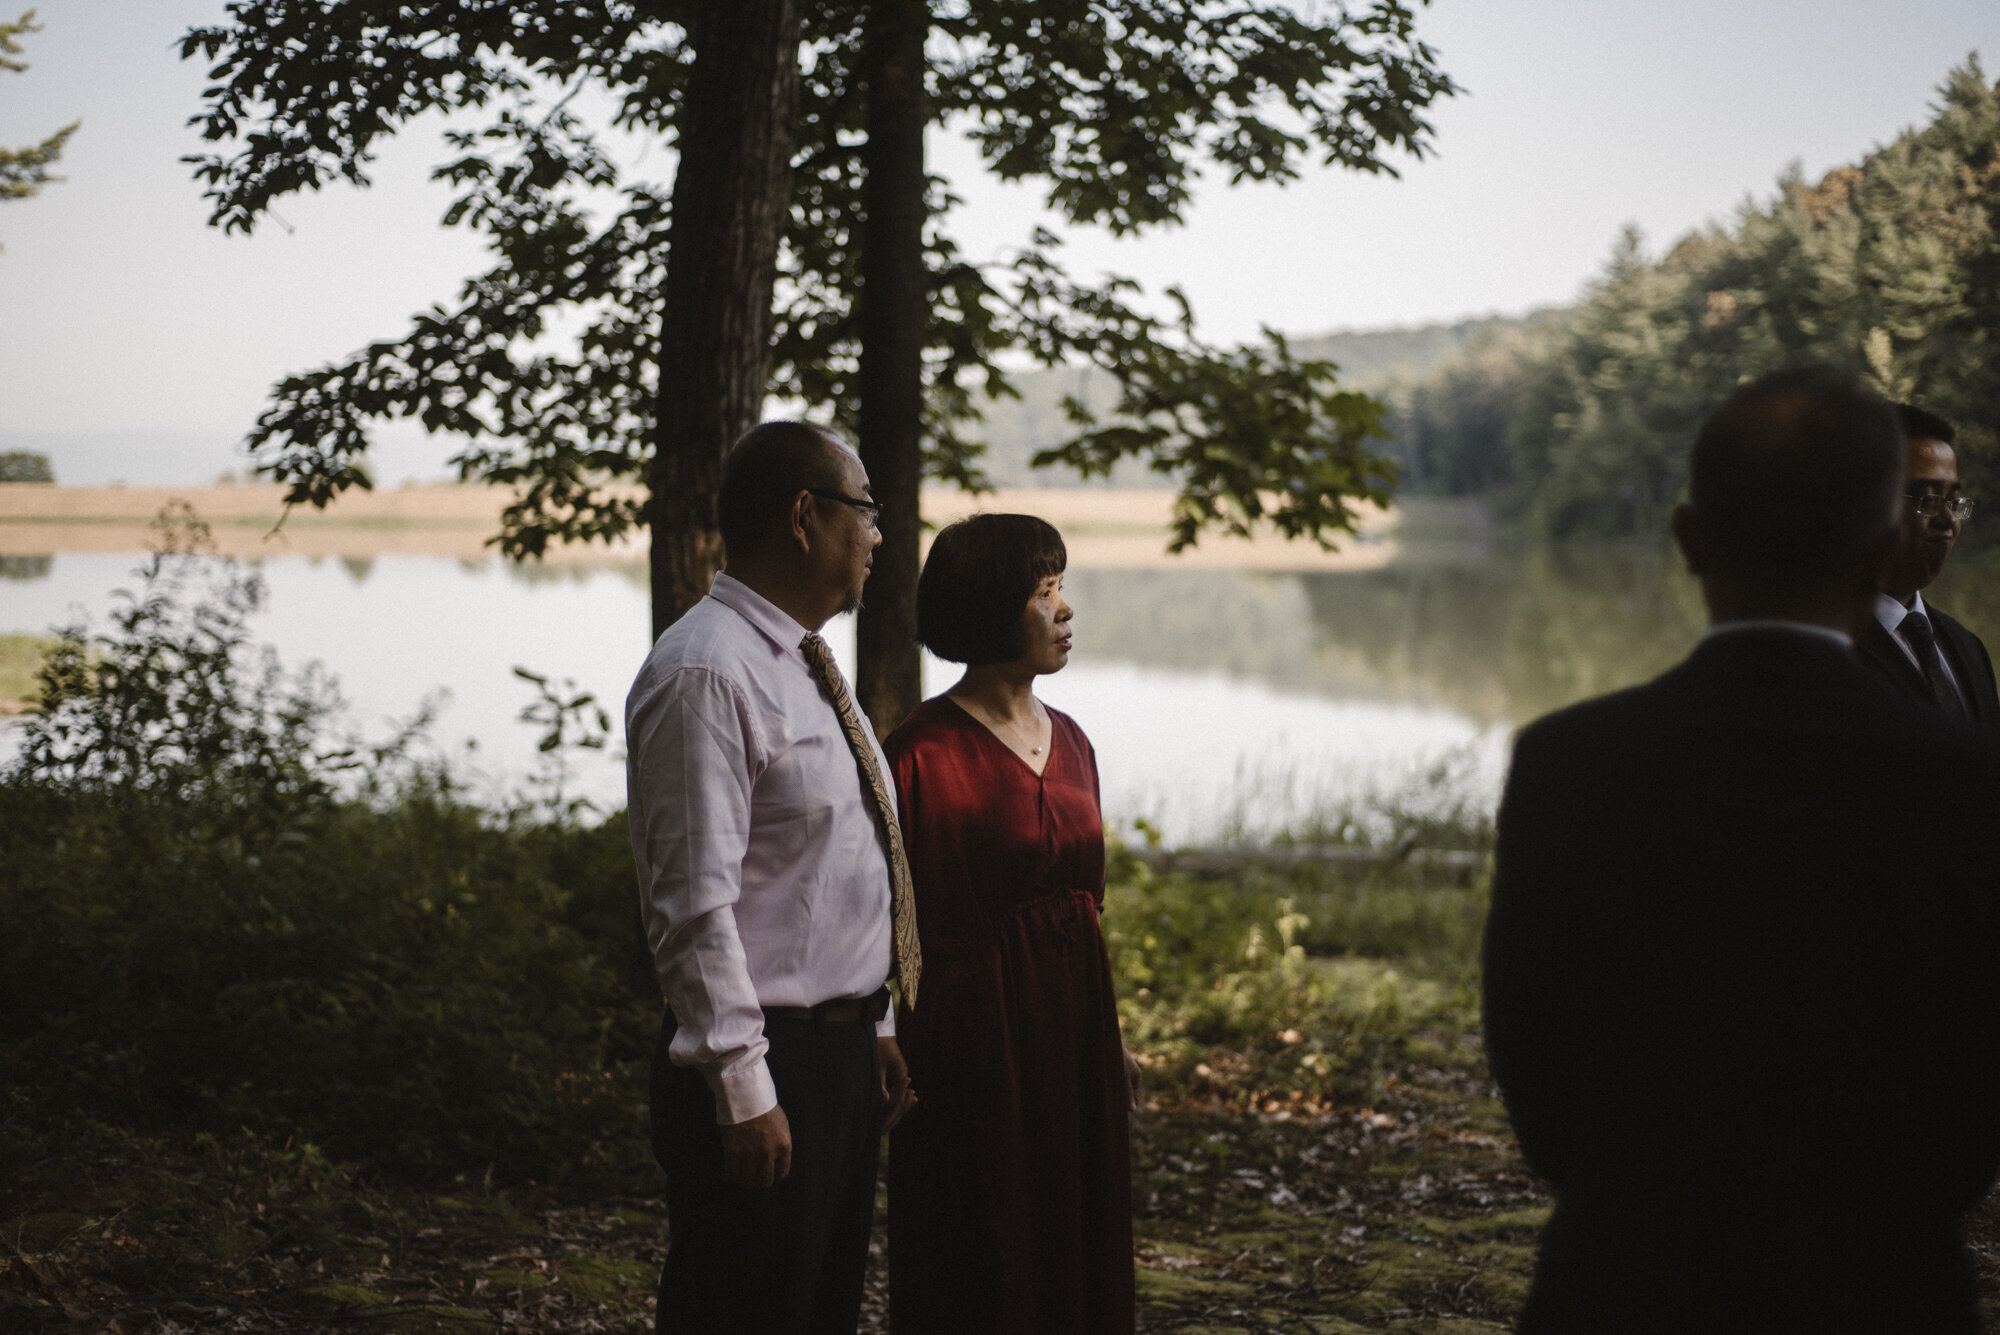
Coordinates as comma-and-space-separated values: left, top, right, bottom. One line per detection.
1, 555, 52, 580
1061, 545, 1710, 727
11, 544, 1996, 836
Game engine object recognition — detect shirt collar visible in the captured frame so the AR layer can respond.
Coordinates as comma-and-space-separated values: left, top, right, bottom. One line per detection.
1700, 619, 1853, 649
1874, 589, 1927, 635
708, 571, 815, 655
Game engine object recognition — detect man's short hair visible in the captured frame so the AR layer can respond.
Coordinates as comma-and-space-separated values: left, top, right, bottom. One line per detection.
718, 422, 850, 557
1894, 402, 1957, 448
917, 514, 1068, 666
1688, 365, 1903, 582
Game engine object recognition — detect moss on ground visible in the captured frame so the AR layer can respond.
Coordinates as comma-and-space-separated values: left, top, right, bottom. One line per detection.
477, 1267, 551, 1293
428, 1194, 541, 1239
558, 1253, 653, 1301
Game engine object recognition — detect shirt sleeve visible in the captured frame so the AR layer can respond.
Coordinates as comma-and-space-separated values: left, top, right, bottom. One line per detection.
628, 666, 777, 1125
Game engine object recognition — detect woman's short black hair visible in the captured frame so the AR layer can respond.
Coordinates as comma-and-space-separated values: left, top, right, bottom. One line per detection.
917, 514, 1068, 666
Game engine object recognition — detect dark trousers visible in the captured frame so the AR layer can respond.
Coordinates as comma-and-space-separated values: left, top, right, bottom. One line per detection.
651, 1014, 882, 1335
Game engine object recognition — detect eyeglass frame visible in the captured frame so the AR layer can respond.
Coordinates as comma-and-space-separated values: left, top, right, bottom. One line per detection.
805, 488, 883, 524
1906, 491, 1975, 522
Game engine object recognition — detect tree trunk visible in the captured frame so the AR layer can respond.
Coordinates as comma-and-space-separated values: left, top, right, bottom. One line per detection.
648, 0, 803, 637
855, 0, 930, 734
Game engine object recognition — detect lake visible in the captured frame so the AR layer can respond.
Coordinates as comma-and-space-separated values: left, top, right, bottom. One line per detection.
11, 531, 1997, 843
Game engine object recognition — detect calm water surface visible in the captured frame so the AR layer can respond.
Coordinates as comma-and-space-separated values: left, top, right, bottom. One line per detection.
16, 543, 1993, 842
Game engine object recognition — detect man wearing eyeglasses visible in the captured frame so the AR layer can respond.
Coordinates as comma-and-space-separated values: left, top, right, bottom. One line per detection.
1856, 404, 1997, 725
626, 420, 916, 1335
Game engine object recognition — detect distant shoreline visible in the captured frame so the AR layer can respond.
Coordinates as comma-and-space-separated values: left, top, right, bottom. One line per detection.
0, 483, 1490, 571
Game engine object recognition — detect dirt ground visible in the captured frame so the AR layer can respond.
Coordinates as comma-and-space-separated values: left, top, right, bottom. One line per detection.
3, 1056, 1539, 1335
12, 1054, 2000, 1333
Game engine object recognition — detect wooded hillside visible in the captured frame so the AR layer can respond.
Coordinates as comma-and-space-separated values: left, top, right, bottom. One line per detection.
1378, 61, 2000, 535
994, 61, 2000, 529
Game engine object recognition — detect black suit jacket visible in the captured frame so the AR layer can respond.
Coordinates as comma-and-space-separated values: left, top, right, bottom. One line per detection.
1856, 601, 2000, 727
1484, 629, 2000, 1334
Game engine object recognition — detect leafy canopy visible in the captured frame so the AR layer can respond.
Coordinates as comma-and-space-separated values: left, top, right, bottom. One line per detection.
180, 1, 1456, 555
0, 10, 79, 238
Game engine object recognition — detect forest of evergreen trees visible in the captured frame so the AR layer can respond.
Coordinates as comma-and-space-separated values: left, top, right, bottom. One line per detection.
1389, 61, 2000, 537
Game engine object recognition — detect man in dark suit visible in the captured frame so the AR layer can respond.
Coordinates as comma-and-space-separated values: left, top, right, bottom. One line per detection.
1483, 366, 2000, 1333
1855, 403, 1998, 724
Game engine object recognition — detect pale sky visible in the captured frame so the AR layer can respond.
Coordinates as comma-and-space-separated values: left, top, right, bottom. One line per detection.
2, 0, 1995, 482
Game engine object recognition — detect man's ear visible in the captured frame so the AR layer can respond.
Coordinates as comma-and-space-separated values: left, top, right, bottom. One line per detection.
785, 490, 814, 555
1669, 503, 1705, 577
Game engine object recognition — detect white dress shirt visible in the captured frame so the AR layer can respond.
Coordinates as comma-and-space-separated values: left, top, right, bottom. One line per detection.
1873, 591, 1966, 704
626, 573, 895, 1125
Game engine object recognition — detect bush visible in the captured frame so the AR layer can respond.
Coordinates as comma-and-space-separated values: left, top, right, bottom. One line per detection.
0, 449, 54, 483
1, 519, 655, 1180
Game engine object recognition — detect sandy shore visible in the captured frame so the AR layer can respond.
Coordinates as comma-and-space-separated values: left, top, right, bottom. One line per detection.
0, 483, 1437, 571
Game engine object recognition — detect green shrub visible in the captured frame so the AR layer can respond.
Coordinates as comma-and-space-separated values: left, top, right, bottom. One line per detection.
1, 523, 655, 1180
1105, 838, 1488, 1114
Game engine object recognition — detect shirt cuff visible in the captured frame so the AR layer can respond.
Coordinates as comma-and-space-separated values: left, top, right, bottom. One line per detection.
707, 1056, 779, 1126
875, 1007, 896, 1039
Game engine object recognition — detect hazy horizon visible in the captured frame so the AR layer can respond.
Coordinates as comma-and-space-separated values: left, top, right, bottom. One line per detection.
4, 0, 1995, 479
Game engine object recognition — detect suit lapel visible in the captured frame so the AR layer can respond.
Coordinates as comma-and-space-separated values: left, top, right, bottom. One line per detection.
1855, 616, 1928, 698
1931, 611, 1991, 723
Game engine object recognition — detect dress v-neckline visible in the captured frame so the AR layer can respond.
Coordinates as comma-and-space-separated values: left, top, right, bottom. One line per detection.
940, 695, 1057, 780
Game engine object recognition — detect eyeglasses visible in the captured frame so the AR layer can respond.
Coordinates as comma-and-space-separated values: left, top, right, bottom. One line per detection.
806, 488, 883, 524
1908, 493, 1976, 522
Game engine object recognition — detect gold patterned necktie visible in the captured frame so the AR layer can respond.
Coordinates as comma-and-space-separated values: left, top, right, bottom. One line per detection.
799, 632, 921, 1011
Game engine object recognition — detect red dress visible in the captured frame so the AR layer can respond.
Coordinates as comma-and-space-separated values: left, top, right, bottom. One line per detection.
884, 697, 1135, 1334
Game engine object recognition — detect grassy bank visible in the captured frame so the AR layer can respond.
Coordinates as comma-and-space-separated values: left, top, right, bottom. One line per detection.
0, 484, 1456, 570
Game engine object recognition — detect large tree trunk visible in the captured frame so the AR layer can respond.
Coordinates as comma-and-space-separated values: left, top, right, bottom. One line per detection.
855, 0, 930, 734
648, 0, 803, 637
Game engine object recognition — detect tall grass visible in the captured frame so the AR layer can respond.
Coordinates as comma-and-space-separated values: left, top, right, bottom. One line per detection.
1189, 746, 1502, 850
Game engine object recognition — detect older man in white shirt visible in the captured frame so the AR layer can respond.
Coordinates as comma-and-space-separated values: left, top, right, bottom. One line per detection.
627, 421, 917, 1335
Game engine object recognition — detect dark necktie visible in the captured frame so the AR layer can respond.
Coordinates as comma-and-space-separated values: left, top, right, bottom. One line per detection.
1899, 610, 1968, 719
798, 633, 922, 1010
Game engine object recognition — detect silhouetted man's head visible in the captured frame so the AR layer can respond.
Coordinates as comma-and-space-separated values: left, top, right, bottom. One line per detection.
1882, 403, 1965, 605
1671, 366, 1904, 628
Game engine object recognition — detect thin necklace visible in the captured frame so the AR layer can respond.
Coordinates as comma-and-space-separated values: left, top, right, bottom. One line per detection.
961, 695, 1047, 756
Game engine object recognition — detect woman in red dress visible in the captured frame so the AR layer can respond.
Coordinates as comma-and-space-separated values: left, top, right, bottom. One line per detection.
885, 514, 1140, 1335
